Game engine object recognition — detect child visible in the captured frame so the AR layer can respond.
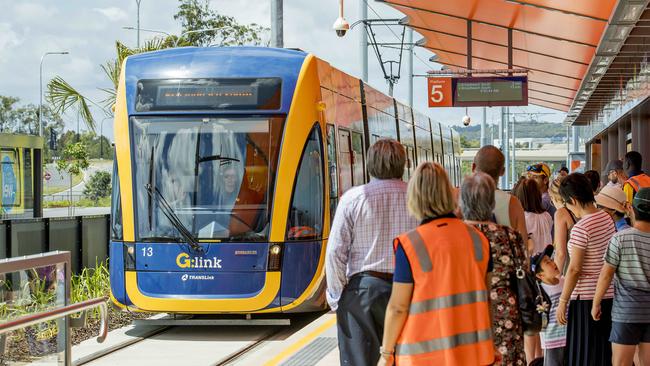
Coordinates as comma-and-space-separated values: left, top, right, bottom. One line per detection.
531, 245, 567, 366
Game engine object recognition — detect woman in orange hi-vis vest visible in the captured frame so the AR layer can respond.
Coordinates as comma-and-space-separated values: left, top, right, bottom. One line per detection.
378, 162, 495, 366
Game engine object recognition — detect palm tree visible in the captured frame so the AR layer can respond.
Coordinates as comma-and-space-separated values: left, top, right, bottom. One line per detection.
46, 38, 172, 131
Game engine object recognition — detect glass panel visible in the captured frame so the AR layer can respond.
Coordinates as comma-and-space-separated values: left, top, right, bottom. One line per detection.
110, 157, 123, 240
326, 125, 338, 221
287, 126, 324, 240
1, 264, 66, 365
131, 116, 283, 242
338, 130, 353, 194
351, 132, 365, 186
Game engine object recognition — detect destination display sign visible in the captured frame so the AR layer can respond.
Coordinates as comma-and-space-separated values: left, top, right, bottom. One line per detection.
428, 76, 528, 108
135, 78, 282, 111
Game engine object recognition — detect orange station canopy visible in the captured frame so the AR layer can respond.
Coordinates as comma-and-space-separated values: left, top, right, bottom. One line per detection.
377, 0, 618, 112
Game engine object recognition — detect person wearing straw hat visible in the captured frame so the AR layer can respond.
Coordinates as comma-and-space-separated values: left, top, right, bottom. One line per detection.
595, 185, 632, 232
592, 187, 650, 366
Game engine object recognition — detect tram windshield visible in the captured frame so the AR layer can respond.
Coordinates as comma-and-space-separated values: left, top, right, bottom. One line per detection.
131, 116, 284, 242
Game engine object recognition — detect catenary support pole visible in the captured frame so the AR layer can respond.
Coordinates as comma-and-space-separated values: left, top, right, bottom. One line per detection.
499, 107, 505, 189
508, 108, 517, 185
360, 0, 368, 82
271, 0, 284, 48
481, 107, 487, 147
407, 28, 413, 107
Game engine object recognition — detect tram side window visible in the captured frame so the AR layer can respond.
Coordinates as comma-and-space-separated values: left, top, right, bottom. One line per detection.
403, 146, 415, 180
287, 125, 324, 240
350, 132, 365, 186
111, 156, 123, 240
326, 124, 339, 221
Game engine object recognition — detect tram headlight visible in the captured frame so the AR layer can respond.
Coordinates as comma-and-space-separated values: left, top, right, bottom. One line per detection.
268, 244, 283, 271
124, 243, 136, 270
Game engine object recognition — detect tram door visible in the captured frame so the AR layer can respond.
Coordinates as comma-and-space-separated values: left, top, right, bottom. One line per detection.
338, 129, 353, 194
350, 131, 365, 187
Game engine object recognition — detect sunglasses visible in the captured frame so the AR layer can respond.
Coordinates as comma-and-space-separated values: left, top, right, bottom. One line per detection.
526, 164, 542, 172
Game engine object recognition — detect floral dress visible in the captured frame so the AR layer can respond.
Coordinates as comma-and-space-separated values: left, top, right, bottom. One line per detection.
474, 223, 527, 366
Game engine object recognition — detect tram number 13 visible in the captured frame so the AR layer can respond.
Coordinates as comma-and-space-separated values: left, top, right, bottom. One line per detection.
142, 247, 153, 257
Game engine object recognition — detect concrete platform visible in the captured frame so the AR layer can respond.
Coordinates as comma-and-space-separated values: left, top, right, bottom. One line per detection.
234, 312, 339, 366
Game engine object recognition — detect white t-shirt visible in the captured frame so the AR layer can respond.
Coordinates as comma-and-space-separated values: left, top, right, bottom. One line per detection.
525, 211, 553, 254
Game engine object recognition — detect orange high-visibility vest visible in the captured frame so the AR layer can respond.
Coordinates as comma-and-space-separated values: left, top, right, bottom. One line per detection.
626, 173, 650, 193
393, 218, 494, 366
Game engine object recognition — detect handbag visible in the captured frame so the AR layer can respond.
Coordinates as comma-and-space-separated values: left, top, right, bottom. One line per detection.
508, 235, 545, 335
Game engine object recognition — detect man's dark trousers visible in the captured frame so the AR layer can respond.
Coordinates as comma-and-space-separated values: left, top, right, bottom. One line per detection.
336, 273, 392, 366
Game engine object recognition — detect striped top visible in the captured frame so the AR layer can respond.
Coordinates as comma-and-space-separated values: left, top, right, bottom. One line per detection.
605, 228, 650, 323
540, 278, 567, 349
567, 210, 615, 300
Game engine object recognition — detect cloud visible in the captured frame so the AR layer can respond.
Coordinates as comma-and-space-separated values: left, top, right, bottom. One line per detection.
0, 23, 22, 62
13, 3, 57, 22
93, 7, 128, 22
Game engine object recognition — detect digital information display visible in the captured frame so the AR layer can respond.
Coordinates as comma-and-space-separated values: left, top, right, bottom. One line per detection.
136, 78, 282, 112
428, 76, 528, 108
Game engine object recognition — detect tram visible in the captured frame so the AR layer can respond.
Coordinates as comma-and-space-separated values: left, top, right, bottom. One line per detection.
109, 47, 461, 314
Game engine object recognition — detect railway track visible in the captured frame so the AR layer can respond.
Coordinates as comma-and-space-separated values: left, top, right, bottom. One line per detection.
76, 313, 324, 366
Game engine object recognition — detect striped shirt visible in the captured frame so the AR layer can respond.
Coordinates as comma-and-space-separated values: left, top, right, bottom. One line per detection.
325, 179, 418, 310
567, 210, 615, 300
605, 228, 650, 323
541, 278, 567, 349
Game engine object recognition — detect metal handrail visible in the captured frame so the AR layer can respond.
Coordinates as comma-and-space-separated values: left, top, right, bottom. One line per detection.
0, 297, 109, 343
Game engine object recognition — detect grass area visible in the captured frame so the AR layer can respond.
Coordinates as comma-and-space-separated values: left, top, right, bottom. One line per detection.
43, 196, 110, 208
43, 172, 84, 195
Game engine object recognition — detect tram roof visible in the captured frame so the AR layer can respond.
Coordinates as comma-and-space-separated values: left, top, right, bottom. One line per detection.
377, 0, 649, 125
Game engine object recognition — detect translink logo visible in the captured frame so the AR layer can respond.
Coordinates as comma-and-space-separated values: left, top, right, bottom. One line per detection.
176, 253, 222, 269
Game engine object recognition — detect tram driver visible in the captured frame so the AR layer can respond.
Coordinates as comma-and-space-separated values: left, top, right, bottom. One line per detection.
216, 163, 263, 238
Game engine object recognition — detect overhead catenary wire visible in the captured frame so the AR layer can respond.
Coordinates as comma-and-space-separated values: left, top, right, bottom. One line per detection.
363, 0, 433, 71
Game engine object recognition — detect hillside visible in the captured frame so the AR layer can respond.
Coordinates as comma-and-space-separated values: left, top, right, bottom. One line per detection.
453, 121, 566, 142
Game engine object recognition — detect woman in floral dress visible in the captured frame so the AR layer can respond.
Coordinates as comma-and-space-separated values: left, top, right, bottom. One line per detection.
460, 173, 528, 366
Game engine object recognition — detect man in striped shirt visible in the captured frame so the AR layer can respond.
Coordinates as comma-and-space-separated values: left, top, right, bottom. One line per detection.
325, 139, 418, 366
592, 187, 650, 366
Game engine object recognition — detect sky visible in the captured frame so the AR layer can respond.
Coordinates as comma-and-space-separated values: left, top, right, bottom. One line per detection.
0, 0, 566, 141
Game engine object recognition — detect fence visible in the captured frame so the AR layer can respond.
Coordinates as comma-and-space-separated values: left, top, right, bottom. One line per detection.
43, 194, 86, 203
0, 251, 108, 365
0, 215, 110, 274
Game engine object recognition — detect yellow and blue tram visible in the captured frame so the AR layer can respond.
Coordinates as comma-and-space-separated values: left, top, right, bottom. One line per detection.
109, 47, 461, 313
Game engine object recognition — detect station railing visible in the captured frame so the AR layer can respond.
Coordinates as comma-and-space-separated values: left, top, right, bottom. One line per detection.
0, 251, 108, 365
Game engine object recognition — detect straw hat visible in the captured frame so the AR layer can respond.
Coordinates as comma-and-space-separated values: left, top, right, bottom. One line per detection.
595, 185, 627, 213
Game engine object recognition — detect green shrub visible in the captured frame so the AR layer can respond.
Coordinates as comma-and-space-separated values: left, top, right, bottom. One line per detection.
76, 197, 111, 208
83, 171, 111, 203
43, 200, 71, 208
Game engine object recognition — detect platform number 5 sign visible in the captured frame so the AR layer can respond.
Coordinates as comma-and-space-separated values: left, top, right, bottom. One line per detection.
427, 77, 453, 107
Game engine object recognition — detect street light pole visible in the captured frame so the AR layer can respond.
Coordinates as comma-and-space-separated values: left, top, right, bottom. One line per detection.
40, 51, 69, 137
136, 0, 142, 48
38, 51, 68, 219
123, 26, 171, 41
100, 117, 111, 160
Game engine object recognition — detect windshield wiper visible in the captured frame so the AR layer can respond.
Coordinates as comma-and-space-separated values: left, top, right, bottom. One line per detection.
140, 236, 183, 243
197, 155, 240, 164
147, 147, 155, 231
144, 184, 204, 253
